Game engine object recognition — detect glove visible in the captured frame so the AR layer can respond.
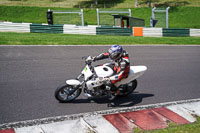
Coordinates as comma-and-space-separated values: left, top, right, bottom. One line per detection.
85, 56, 94, 62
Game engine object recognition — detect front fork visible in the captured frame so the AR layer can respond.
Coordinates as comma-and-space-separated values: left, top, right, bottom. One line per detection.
76, 74, 83, 80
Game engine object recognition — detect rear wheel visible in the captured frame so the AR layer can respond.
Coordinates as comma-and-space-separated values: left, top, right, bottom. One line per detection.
55, 84, 81, 102
118, 80, 137, 97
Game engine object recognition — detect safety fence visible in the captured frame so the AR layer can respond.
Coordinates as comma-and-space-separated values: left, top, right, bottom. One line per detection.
142, 28, 163, 37
63, 24, 96, 35
132, 27, 199, 37
0, 22, 200, 37
0, 22, 30, 33
163, 28, 190, 37
96, 27, 132, 36
30, 24, 63, 34
190, 29, 200, 37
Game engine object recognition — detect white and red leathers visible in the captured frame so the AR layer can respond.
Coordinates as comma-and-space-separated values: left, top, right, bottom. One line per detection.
93, 50, 130, 84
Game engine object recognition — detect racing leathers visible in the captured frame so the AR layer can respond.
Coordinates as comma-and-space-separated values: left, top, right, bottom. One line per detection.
93, 50, 130, 85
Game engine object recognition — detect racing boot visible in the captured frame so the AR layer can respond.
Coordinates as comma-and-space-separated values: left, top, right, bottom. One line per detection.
84, 90, 93, 97
108, 84, 119, 101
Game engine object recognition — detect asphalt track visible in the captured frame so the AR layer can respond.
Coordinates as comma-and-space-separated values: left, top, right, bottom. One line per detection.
0, 45, 200, 124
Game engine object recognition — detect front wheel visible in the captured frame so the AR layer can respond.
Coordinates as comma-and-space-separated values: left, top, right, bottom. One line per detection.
118, 80, 137, 97
55, 84, 82, 103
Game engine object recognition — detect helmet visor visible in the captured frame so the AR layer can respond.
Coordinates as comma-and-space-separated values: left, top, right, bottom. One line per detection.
108, 45, 122, 60
109, 52, 121, 60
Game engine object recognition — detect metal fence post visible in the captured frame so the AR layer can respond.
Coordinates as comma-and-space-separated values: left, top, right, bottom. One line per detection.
97, 8, 100, 26
166, 7, 170, 28
81, 9, 84, 26
129, 9, 131, 17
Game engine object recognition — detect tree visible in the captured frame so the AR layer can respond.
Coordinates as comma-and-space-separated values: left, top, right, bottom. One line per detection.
148, 0, 152, 7
94, 0, 98, 5
135, 0, 138, 7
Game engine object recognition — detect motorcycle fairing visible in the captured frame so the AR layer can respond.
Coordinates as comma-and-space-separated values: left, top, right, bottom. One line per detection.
81, 65, 93, 80
114, 66, 147, 87
94, 65, 114, 78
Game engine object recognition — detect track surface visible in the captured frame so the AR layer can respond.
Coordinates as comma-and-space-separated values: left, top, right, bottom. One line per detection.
0, 45, 200, 124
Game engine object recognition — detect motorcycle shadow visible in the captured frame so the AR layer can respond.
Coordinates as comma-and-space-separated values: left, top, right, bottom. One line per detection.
71, 92, 154, 107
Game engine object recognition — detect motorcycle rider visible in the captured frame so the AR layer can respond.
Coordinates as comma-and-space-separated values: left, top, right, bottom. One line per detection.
86, 45, 130, 100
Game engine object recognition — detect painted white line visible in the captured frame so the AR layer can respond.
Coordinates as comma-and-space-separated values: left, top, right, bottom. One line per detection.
1, 98, 200, 130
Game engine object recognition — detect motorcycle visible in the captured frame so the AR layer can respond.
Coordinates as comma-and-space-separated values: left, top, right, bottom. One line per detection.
55, 56, 147, 103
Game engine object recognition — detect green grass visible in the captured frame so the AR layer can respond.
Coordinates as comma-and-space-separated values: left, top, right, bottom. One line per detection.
0, 0, 86, 8
0, 32, 199, 45
0, 1, 199, 46
169, 7, 200, 28
134, 117, 200, 133
0, 6, 200, 28
0, 6, 72, 24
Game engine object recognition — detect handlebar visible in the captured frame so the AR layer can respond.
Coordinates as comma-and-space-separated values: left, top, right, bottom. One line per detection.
82, 56, 93, 65
82, 56, 88, 60
82, 56, 98, 77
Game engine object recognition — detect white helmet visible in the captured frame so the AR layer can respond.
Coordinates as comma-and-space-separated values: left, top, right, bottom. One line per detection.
108, 45, 123, 61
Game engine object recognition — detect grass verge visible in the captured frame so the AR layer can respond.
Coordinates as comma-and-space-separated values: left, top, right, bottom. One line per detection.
0, 32, 199, 45
134, 117, 200, 133
0, 6, 200, 28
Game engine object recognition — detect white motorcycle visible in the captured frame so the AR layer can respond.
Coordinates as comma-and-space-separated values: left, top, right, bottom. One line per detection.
55, 56, 147, 102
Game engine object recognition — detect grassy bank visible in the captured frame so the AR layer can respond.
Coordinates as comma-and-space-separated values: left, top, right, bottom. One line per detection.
0, 6, 200, 28
0, 0, 200, 8
134, 117, 200, 133
0, 32, 199, 45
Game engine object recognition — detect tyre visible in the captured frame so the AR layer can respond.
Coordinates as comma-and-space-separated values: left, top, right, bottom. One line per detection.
55, 84, 81, 103
118, 80, 137, 97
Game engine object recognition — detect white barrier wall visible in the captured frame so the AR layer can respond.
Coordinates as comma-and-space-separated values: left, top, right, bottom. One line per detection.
190, 29, 200, 37
0, 22, 31, 33
143, 28, 163, 37
0, 22, 200, 37
63, 24, 97, 35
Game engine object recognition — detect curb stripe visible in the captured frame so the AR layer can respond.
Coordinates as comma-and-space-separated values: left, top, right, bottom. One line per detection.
167, 105, 197, 123
104, 107, 192, 131
153, 107, 190, 124
121, 109, 168, 130
80, 118, 98, 133
83, 115, 119, 133
1, 100, 200, 132
1, 98, 200, 130
103, 114, 135, 133
0, 129, 15, 133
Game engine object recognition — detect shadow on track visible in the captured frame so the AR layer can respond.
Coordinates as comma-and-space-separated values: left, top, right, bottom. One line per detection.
65, 92, 154, 107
